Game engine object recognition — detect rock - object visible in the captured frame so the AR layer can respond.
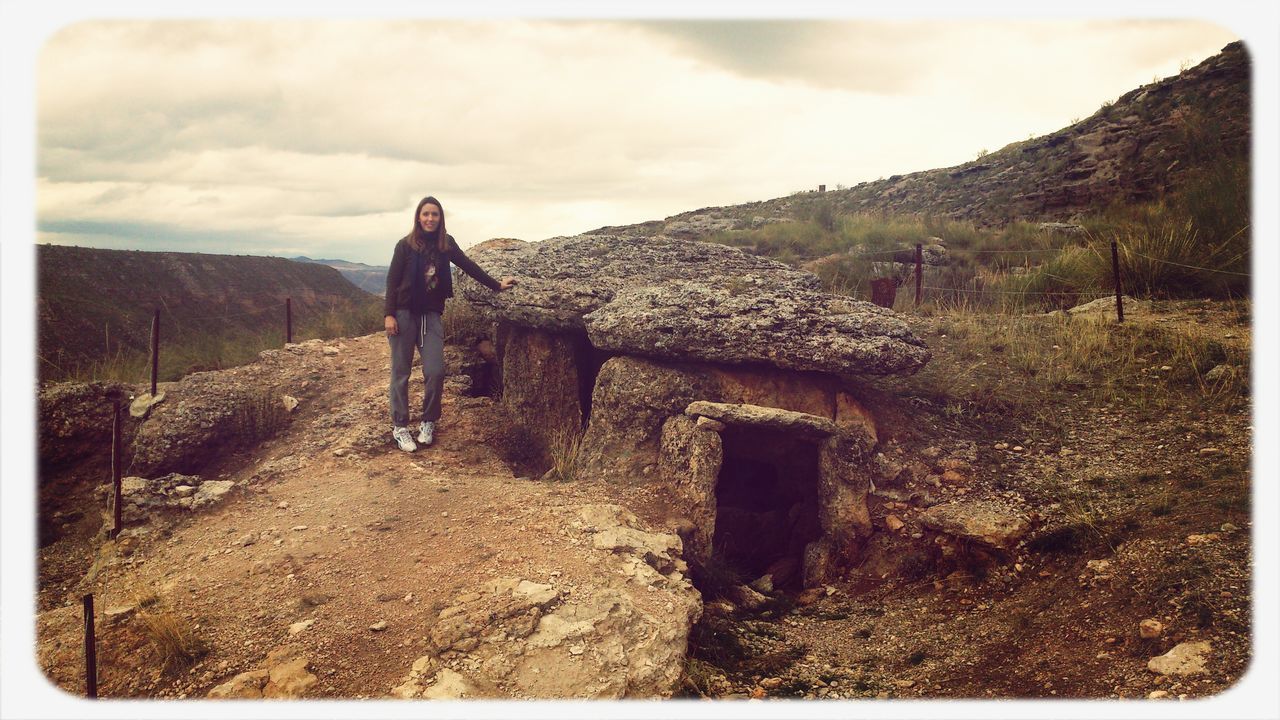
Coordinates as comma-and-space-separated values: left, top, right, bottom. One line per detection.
117, 473, 236, 520
390, 504, 700, 699
459, 234, 928, 377
207, 647, 318, 699
919, 502, 1030, 553
131, 343, 318, 475
585, 281, 929, 375
458, 233, 821, 332
1147, 641, 1212, 676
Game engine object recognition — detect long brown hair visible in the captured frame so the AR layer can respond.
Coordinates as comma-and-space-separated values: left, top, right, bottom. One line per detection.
408, 196, 449, 253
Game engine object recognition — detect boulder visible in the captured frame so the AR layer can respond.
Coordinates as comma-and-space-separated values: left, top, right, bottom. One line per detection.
38, 381, 140, 475
131, 369, 291, 476
919, 501, 1030, 553
457, 234, 928, 376
456, 234, 821, 333
496, 325, 586, 452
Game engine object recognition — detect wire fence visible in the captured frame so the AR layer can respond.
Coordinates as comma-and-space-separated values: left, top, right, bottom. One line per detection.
39, 291, 381, 386
839, 239, 1250, 314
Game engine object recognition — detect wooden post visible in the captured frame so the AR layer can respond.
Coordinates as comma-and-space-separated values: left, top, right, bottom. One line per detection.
149, 308, 160, 397
110, 398, 122, 539
914, 243, 923, 306
82, 593, 97, 698
1111, 240, 1125, 323
286, 297, 293, 345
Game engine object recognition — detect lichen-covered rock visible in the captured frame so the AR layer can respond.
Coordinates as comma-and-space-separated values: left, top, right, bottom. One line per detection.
131, 369, 292, 476
457, 233, 820, 333
457, 234, 928, 376
38, 381, 140, 475
586, 281, 928, 375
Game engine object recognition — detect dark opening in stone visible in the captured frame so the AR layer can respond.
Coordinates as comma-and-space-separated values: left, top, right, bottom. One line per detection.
711, 426, 821, 592
574, 342, 613, 426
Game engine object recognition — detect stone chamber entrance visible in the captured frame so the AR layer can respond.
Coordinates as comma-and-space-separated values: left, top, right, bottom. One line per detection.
710, 426, 822, 593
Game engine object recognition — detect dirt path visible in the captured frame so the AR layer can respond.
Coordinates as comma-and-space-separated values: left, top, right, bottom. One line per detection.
39, 333, 654, 698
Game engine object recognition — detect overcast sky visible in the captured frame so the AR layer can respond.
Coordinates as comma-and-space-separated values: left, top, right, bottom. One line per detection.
33, 18, 1242, 266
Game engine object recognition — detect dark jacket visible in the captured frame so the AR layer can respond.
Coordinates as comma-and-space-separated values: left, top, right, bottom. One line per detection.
384, 234, 501, 316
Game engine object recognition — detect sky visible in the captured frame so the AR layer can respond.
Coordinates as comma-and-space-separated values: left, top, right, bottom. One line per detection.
32, 17, 1244, 266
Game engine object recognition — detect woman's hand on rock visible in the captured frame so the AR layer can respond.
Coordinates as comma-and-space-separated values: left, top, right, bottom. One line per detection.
498, 276, 518, 291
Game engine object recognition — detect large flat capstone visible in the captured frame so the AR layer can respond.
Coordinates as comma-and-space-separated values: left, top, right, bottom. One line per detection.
457, 234, 929, 376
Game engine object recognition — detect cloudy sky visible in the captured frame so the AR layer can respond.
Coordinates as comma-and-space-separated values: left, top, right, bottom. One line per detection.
33, 17, 1242, 266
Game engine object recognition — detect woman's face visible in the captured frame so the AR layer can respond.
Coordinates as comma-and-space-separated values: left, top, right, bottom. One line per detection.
418, 203, 442, 233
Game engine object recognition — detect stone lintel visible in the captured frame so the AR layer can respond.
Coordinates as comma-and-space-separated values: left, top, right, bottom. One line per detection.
684, 400, 838, 440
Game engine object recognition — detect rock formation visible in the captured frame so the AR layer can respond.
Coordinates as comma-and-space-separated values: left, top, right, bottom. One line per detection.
457, 232, 927, 587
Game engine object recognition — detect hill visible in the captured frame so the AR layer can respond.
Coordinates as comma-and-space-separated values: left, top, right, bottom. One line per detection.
293, 256, 388, 296
595, 41, 1249, 236
37, 245, 382, 382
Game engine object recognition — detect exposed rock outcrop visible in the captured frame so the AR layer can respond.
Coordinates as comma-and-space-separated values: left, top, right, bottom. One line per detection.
391, 504, 701, 699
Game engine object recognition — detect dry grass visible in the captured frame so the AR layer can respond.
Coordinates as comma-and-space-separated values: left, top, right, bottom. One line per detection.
905, 304, 1248, 417
132, 591, 209, 673
544, 424, 584, 482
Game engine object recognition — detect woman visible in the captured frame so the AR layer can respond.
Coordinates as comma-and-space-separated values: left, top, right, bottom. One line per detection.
384, 196, 515, 452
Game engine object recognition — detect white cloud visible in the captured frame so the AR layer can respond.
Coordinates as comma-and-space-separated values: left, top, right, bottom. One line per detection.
35, 18, 1240, 264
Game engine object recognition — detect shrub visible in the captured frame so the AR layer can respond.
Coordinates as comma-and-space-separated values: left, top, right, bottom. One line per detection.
544, 424, 583, 482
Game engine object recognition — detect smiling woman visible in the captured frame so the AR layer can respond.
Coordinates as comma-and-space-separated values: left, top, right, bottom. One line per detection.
381, 195, 516, 453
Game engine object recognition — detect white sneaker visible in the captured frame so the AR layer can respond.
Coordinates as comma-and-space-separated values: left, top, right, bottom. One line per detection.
417, 421, 435, 446
392, 426, 417, 452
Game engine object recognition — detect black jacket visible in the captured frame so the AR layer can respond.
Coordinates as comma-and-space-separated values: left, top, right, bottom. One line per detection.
384, 234, 501, 316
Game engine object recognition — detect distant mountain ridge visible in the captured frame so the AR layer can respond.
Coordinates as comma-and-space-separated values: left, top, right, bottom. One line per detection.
38, 245, 381, 380
293, 256, 387, 296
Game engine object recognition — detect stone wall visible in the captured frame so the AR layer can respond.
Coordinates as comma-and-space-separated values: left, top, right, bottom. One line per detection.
578, 355, 877, 483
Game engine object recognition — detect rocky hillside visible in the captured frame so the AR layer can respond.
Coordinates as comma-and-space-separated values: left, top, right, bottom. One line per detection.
37, 245, 381, 381
293, 256, 388, 296
594, 41, 1249, 237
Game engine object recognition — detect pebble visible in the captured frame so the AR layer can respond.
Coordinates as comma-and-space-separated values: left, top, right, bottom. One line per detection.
278, 501, 289, 509
292, 525, 308, 531
370, 620, 388, 632
1198, 447, 1223, 456
1139, 619, 1165, 639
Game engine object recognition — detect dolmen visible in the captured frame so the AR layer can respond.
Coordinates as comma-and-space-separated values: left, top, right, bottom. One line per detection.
458, 233, 929, 590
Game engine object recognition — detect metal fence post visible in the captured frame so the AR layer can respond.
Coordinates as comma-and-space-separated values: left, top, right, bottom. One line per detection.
286, 297, 293, 345
149, 308, 160, 396
110, 398, 122, 539
1111, 240, 1125, 323
914, 243, 923, 306
82, 593, 97, 698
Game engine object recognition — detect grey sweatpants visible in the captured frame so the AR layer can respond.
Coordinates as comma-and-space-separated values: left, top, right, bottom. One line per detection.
388, 309, 444, 427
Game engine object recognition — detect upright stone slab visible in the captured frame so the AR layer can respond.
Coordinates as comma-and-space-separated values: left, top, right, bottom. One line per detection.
499, 324, 585, 453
